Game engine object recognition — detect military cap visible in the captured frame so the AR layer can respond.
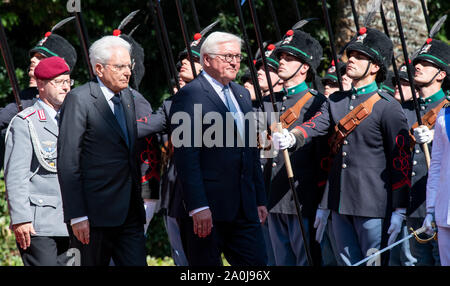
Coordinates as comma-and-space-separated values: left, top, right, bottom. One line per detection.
391, 63, 410, 87
255, 43, 280, 71
321, 60, 347, 84
34, 56, 70, 80
413, 39, 450, 82
275, 29, 323, 76
346, 27, 393, 82
29, 33, 77, 72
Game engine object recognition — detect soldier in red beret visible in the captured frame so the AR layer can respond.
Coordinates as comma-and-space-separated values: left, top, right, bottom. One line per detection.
4, 56, 72, 266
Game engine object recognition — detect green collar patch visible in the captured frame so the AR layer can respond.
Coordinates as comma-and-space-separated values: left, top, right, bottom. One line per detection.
420, 88, 445, 105
353, 81, 378, 95
285, 81, 308, 96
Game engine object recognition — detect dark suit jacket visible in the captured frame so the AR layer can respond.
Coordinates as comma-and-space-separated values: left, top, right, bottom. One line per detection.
57, 79, 145, 227
169, 73, 266, 222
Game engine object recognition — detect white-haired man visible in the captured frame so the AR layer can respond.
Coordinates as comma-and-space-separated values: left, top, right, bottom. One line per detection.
170, 31, 268, 266
57, 36, 147, 266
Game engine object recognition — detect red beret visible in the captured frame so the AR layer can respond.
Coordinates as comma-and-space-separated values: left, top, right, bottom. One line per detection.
34, 56, 70, 80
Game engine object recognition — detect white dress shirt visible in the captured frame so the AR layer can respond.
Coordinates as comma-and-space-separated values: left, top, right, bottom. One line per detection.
426, 108, 450, 227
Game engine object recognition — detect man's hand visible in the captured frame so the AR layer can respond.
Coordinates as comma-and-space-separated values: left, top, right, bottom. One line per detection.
313, 209, 330, 243
72, 220, 90, 245
257, 206, 268, 225
13, 222, 36, 250
192, 209, 213, 238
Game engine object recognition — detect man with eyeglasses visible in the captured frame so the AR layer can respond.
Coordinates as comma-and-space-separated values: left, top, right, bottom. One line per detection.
170, 31, 268, 266
57, 36, 147, 266
4, 56, 72, 266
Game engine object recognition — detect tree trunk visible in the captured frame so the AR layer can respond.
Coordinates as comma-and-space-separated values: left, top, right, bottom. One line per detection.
335, 0, 429, 65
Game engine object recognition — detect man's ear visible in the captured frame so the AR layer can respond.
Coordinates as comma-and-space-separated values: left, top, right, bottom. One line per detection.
95, 63, 104, 77
437, 70, 447, 81
370, 62, 380, 74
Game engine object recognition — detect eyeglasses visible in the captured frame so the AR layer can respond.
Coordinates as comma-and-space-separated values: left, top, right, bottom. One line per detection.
49, 79, 74, 87
103, 60, 135, 72
209, 53, 244, 63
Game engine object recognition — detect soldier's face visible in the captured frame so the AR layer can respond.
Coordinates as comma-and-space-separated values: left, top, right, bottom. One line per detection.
277, 53, 303, 80
96, 47, 132, 94
414, 60, 446, 85
394, 79, 413, 102
203, 41, 241, 85
39, 74, 71, 110
179, 57, 202, 83
29, 53, 46, 78
257, 66, 280, 91
346, 51, 379, 79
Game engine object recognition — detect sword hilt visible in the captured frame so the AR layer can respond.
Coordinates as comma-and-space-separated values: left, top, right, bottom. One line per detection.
410, 225, 437, 244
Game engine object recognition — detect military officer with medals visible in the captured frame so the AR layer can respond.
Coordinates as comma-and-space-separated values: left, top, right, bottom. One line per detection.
273, 27, 412, 265
4, 56, 72, 266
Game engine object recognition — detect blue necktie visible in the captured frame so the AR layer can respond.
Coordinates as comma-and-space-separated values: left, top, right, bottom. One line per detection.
223, 85, 244, 139
111, 94, 129, 146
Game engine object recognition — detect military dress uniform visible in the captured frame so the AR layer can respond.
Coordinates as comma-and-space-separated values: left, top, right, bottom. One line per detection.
263, 81, 327, 266
4, 100, 69, 266
402, 90, 447, 266
292, 79, 411, 265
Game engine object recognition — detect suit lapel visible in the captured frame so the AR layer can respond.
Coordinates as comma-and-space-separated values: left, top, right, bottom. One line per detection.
199, 74, 229, 115
91, 81, 128, 144
230, 82, 252, 114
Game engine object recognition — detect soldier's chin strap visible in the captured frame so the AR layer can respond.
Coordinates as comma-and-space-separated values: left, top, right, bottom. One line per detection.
417, 68, 442, 88
262, 78, 282, 94
353, 60, 372, 82
283, 63, 304, 83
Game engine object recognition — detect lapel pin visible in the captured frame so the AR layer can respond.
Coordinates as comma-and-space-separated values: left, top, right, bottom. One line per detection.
239, 94, 243, 98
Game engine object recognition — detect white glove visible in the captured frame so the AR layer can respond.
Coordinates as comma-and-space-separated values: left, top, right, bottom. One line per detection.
313, 209, 330, 243
387, 208, 406, 246
272, 129, 296, 150
413, 125, 433, 144
144, 199, 157, 234
258, 130, 271, 149
422, 213, 435, 236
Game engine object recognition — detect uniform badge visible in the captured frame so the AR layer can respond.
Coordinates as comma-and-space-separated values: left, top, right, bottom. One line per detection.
328, 66, 336, 73
37, 37, 48, 47
420, 44, 432, 54
356, 33, 367, 43
265, 50, 273, 58
282, 35, 293, 45
37, 109, 46, 121
42, 141, 56, 153
400, 65, 407, 73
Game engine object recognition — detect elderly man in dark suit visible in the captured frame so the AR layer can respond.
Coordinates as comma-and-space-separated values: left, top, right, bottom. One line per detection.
169, 31, 268, 266
57, 35, 146, 266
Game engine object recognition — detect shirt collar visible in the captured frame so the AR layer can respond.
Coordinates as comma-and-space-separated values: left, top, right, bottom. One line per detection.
97, 76, 116, 101
419, 88, 445, 105
285, 81, 308, 96
352, 81, 378, 96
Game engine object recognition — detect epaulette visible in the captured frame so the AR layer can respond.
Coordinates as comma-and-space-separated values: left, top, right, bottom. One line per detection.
16, 106, 36, 119
309, 89, 318, 96
377, 89, 391, 102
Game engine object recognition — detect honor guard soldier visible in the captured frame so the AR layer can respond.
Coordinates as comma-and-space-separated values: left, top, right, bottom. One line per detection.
260, 28, 328, 266
273, 26, 412, 265
409, 37, 450, 265
4, 57, 72, 266
392, 64, 416, 103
